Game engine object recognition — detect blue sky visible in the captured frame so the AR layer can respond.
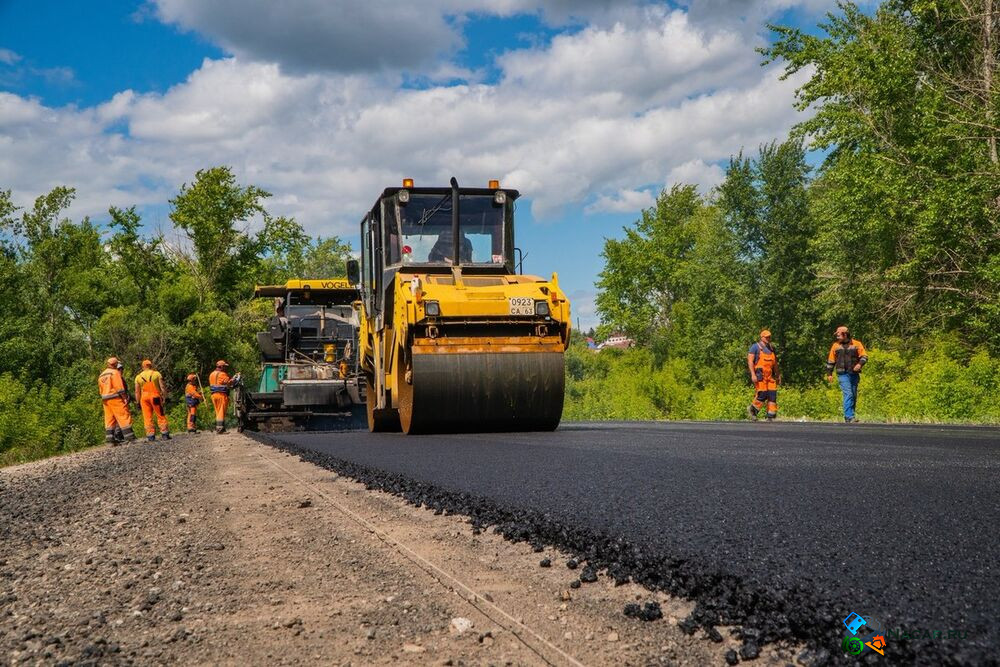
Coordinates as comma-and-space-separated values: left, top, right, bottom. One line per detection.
0, 0, 831, 330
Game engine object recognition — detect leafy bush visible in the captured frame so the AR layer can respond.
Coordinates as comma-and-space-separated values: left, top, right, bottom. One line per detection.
563, 344, 1000, 424
0, 374, 102, 466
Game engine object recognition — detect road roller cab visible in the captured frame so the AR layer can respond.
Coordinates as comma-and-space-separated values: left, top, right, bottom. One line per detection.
351, 178, 571, 434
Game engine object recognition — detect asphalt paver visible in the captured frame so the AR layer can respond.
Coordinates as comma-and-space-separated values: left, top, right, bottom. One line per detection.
266, 421, 1000, 665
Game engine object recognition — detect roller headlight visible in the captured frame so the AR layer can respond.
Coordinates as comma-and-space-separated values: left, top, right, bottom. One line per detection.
424, 300, 440, 317
534, 300, 550, 316
398, 189, 410, 203
494, 190, 506, 205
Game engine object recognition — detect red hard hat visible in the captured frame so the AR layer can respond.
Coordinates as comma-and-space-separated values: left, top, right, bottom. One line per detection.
187, 374, 197, 381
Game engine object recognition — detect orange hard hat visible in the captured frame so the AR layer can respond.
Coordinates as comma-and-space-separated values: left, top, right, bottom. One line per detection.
187, 373, 197, 381
760, 329, 772, 338
141, 359, 153, 369
216, 360, 228, 367
106, 356, 119, 368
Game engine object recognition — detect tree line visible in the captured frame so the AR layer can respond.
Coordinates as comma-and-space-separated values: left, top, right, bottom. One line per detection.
594, 0, 1000, 390
0, 167, 351, 464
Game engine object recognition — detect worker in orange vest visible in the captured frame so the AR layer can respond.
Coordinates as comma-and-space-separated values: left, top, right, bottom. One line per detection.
135, 360, 171, 442
184, 374, 203, 433
826, 326, 868, 423
111, 359, 133, 444
208, 360, 232, 434
98, 357, 136, 444
746, 329, 781, 422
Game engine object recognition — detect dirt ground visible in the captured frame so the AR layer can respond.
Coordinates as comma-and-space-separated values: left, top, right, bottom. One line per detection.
0, 433, 803, 665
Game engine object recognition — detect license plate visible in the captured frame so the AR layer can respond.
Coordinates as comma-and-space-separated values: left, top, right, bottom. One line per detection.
509, 297, 534, 316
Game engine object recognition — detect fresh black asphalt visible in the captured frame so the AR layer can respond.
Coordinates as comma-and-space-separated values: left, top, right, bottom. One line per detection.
263, 421, 1000, 665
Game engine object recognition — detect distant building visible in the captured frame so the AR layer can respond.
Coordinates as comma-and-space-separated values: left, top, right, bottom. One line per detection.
596, 333, 635, 351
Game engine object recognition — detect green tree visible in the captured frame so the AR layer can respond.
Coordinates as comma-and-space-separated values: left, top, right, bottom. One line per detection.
108, 205, 168, 303
0, 188, 123, 381
717, 140, 821, 381
763, 0, 1000, 349
595, 185, 702, 344
257, 234, 353, 283
169, 166, 310, 306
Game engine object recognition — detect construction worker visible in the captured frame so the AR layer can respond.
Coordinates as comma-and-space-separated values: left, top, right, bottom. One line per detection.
135, 360, 171, 441
746, 329, 781, 422
98, 357, 136, 444
428, 228, 473, 263
826, 326, 868, 423
209, 360, 232, 434
112, 360, 132, 443
185, 374, 203, 433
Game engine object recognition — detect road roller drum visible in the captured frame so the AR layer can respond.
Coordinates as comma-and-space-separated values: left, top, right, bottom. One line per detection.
397, 352, 565, 434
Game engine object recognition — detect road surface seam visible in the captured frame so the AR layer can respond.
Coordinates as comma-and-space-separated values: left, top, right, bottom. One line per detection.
256, 450, 587, 667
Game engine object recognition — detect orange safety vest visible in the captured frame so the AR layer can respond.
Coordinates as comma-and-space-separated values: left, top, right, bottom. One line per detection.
828, 339, 868, 373
185, 382, 202, 406
98, 368, 126, 400
135, 369, 163, 398
209, 369, 231, 394
750, 342, 778, 381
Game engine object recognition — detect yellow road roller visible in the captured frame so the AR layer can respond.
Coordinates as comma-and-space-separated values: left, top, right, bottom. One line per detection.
346, 177, 571, 434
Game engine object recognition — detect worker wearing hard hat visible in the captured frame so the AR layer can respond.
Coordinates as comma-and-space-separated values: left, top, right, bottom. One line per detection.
746, 329, 781, 422
184, 374, 203, 433
208, 360, 232, 434
98, 357, 136, 444
111, 360, 132, 444
135, 360, 171, 442
826, 326, 868, 423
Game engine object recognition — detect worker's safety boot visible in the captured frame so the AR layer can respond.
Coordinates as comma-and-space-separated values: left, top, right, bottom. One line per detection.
162, 432, 172, 441
147, 435, 156, 443
747, 405, 759, 422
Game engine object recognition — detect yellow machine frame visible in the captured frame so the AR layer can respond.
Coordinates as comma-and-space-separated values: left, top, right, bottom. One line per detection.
354, 178, 571, 434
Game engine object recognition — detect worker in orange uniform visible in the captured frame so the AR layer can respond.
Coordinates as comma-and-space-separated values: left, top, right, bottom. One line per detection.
746, 329, 781, 422
98, 357, 136, 444
111, 359, 133, 444
184, 374, 203, 433
135, 360, 171, 442
208, 360, 232, 434
826, 326, 868, 423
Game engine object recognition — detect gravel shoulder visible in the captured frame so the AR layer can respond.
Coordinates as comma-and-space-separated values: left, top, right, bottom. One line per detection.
1, 433, 800, 665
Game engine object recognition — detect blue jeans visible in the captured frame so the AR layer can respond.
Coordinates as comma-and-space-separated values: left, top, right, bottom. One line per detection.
837, 372, 860, 419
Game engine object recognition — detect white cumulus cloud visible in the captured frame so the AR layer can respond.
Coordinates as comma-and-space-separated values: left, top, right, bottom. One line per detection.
1, 4, 809, 238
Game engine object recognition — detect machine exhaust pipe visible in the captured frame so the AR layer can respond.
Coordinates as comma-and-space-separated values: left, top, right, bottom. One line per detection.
450, 176, 460, 266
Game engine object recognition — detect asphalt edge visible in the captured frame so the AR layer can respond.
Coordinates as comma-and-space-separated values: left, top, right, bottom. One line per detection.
245, 431, 972, 667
